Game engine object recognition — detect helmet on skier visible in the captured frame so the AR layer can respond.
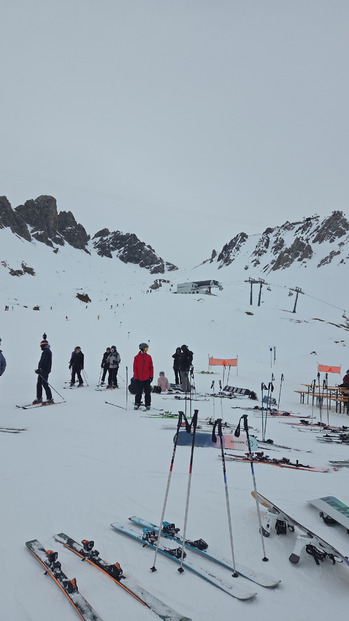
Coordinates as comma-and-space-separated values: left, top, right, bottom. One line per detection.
139, 343, 149, 351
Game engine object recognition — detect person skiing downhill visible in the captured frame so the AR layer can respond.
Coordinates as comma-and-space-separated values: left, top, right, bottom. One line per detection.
33, 335, 53, 404
133, 343, 154, 410
0, 338, 6, 377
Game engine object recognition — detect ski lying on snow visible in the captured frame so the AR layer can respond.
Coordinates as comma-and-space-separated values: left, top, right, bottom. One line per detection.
54, 533, 190, 621
223, 452, 333, 472
104, 401, 127, 410
231, 406, 301, 416
0, 426, 27, 433
26, 539, 102, 620
257, 440, 313, 453
128, 516, 280, 588
328, 459, 349, 466
281, 420, 345, 430
110, 521, 257, 601
16, 401, 65, 409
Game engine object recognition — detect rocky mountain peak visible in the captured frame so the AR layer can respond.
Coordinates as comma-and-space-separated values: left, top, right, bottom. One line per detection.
14, 195, 90, 250
92, 229, 177, 274
0, 195, 178, 273
204, 211, 349, 273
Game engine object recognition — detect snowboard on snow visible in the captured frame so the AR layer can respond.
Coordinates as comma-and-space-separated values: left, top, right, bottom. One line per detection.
252, 491, 349, 566
308, 496, 349, 532
175, 429, 248, 449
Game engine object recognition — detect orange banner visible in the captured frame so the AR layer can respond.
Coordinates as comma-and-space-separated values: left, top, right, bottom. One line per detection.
209, 357, 238, 367
318, 364, 341, 374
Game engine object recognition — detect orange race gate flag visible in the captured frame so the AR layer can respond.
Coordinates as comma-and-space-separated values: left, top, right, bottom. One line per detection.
209, 357, 238, 367
317, 364, 341, 374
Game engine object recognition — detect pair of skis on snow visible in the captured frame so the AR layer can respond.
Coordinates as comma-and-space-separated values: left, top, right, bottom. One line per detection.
26, 534, 191, 621
110, 517, 281, 602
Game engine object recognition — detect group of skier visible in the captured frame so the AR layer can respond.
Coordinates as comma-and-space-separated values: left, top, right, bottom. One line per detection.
28, 335, 193, 408
100, 346, 121, 388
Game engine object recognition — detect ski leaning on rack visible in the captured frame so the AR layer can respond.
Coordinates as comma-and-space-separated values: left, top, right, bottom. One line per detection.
26, 539, 102, 621
251, 492, 349, 567
128, 516, 280, 588
54, 533, 190, 621
110, 521, 257, 600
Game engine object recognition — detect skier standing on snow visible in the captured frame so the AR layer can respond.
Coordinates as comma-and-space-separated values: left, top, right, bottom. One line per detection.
100, 347, 111, 385
179, 344, 193, 393
69, 346, 84, 386
172, 346, 181, 385
133, 343, 154, 410
0, 338, 6, 376
33, 335, 53, 404
106, 346, 121, 389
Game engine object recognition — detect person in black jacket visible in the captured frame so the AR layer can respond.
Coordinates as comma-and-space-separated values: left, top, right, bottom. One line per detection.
179, 344, 193, 392
69, 346, 84, 386
0, 337, 6, 377
100, 347, 111, 385
33, 337, 53, 404
172, 346, 181, 385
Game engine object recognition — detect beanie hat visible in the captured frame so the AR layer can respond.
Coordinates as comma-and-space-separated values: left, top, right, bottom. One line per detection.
139, 342, 148, 351
40, 332, 49, 348
111, 346, 116, 352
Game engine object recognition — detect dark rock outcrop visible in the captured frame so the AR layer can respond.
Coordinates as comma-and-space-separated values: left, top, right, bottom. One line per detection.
0, 196, 31, 241
92, 229, 178, 274
15, 195, 89, 250
216, 232, 248, 267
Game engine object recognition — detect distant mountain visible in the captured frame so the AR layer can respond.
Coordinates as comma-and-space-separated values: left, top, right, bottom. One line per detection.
0, 194, 178, 274
202, 211, 349, 272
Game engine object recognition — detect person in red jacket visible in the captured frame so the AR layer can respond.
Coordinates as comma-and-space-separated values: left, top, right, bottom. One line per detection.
133, 342, 154, 410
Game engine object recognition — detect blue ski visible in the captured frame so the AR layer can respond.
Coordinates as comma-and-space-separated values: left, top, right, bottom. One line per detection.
128, 516, 280, 588
110, 521, 257, 601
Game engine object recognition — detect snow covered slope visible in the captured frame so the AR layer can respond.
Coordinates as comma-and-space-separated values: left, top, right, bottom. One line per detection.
0, 212, 349, 621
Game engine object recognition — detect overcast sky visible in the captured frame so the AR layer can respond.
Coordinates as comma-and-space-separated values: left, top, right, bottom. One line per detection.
1, 0, 348, 265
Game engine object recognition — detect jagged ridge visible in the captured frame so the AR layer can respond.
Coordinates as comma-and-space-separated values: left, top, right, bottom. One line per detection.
0, 195, 178, 274
205, 212, 349, 272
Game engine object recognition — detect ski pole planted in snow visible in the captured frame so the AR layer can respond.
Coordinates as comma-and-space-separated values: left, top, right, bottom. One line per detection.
150, 411, 189, 572
39, 375, 66, 402
277, 374, 284, 410
178, 409, 199, 573
235, 414, 268, 561
125, 366, 128, 410
212, 418, 238, 577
